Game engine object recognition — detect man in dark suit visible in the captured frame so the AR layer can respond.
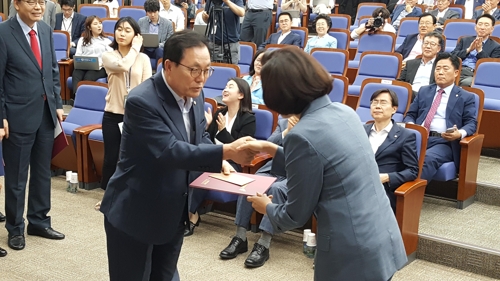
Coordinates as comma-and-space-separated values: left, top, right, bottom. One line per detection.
398, 31, 444, 98
404, 52, 477, 181
9, 0, 56, 29
0, 0, 66, 251
473, 0, 500, 20
258, 12, 301, 49
455, 0, 485, 19
396, 13, 438, 61
54, 0, 86, 58
390, 0, 423, 30
364, 89, 418, 212
429, 0, 460, 27
99, 30, 255, 280
451, 14, 500, 86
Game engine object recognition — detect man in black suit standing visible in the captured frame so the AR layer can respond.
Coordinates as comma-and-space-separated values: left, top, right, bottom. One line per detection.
451, 14, 500, 86
54, 0, 86, 58
398, 31, 444, 99
0, 0, 66, 251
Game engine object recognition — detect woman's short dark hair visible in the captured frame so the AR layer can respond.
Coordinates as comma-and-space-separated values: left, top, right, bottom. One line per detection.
249, 48, 266, 76
435, 52, 460, 70
163, 30, 209, 64
314, 14, 332, 32
144, 0, 160, 12
109, 17, 141, 50
370, 88, 399, 107
261, 47, 333, 115
82, 16, 105, 47
230, 77, 253, 113
372, 7, 390, 19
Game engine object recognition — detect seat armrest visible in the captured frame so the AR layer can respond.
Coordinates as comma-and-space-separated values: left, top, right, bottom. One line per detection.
395, 179, 427, 197
73, 124, 103, 136
457, 133, 484, 202
58, 59, 74, 67
242, 152, 272, 174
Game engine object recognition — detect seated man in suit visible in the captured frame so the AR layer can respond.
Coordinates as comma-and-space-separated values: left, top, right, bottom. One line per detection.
390, 0, 423, 31
258, 12, 301, 49
138, 0, 174, 66
396, 13, 438, 62
364, 89, 419, 212
219, 116, 298, 268
473, 0, 500, 20
54, 0, 86, 58
398, 31, 444, 99
451, 14, 500, 86
351, 7, 395, 40
430, 0, 460, 27
9, 0, 57, 29
403, 52, 477, 182
455, 0, 485, 19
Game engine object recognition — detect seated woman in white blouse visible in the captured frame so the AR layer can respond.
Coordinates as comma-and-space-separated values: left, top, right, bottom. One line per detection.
304, 14, 337, 54
72, 15, 113, 97
93, 0, 120, 18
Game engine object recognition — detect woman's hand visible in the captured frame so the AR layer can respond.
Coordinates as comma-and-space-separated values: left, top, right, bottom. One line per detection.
216, 112, 226, 131
221, 160, 236, 175
204, 107, 213, 127
247, 193, 273, 215
132, 35, 143, 48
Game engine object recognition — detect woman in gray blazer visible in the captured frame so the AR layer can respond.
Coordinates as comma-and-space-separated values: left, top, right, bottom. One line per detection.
244, 47, 408, 281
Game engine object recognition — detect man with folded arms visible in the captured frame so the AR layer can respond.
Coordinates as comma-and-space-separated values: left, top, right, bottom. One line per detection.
258, 12, 301, 49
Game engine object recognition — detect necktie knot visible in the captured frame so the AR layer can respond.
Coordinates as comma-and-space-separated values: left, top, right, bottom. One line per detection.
29, 29, 36, 37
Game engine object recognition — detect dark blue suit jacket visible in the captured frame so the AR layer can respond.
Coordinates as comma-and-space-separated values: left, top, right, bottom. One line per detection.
0, 17, 62, 132
390, 5, 422, 25
258, 31, 302, 49
55, 12, 87, 47
473, 8, 500, 20
454, 0, 485, 11
100, 72, 224, 244
403, 84, 477, 169
364, 121, 419, 211
396, 33, 445, 60
451, 36, 500, 62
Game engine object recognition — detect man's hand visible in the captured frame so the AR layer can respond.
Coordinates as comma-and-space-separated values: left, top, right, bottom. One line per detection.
476, 37, 483, 53
202, 11, 209, 23
237, 140, 279, 157
223, 136, 257, 165
365, 18, 374, 28
441, 126, 461, 141
288, 115, 299, 129
181, 2, 189, 8
221, 160, 236, 175
405, 3, 413, 13
247, 192, 273, 215
482, 3, 492, 13
0, 119, 9, 140
467, 38, 478, 53
380, 173, 389, 184
56, 109, 64, 122
401, 60, 407, 69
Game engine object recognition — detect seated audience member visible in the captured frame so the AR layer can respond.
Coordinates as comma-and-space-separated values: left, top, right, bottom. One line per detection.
72, 16, 112, 97
218, 116, 297, 268
403, 52, 477, 182
242, 49, 266, 104
429, 0, 460, 27
175, 0, 196, 24
93, 0, 119, 18
451, 14, 500, 86
396, 13, 438, 62
259, 12, 302, 49
309, 0, 334, 15
351, 7, 395, 40
9, 0, 57, 29
0, 147, 5, 257
390, 0, 423, 31
473, 0, 500, 20
160, 0, 186, 31
55, 0, 87, 58
281, 0, 307, 26
455, 0, 485, 19
186, 78, 256, 237
365, 89, 418, 213
398, 31, 443, 98
138, 0, 174, 66
304, 14, 337, 53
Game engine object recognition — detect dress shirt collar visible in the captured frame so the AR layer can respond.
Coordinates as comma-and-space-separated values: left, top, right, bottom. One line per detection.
161, 71, 193, 110
371, 121, 393, 134
491, 8, 498, 15
280, 30, 291, 37
64, 12, 74, 20
420, 58, 434, 66
17, 14, 38, 34
438, 83, 454, 96
438, 8, 448, 14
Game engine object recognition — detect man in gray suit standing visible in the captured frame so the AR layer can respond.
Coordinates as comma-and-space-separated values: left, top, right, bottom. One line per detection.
138, 0, 174, 68
0, 0, 65, 251
9, 0, 57, 29
429, 0, 460, 27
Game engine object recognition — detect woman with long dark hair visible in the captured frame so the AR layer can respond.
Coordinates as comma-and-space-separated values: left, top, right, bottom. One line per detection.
242, 49, 266, 105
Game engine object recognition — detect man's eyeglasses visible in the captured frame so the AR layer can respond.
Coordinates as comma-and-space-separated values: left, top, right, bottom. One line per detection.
370, 100, 390, 106
419, 21, 433, 26
423, 41, 438, 47
22, 0, 46, 6
62, 7, 74, 12
177, 63, 214, 78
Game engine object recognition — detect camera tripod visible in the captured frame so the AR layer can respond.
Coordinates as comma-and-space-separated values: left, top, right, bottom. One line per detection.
205, 3, 232, 64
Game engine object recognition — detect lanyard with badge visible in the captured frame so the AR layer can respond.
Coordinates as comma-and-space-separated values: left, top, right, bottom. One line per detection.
118, 50, 132, 108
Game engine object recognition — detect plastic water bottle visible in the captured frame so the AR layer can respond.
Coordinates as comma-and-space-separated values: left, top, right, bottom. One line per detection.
302, 229, 311, 255
66, 171, 72, 192
305, 233, 317, 259
68, 172, 78, 193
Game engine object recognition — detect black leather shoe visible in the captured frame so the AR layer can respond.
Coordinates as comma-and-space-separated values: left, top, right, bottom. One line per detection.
219, 237, 248, 259
183, 216, 201, 237
27, 226, 65, 240
8, 235, 25, 250
244, 243, 269, 268
0, 212, 5, 222
0, 246, 7, 257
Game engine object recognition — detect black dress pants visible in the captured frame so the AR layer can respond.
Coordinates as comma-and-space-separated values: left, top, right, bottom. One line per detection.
101, 112, 123, 190
71, 68, 107, 98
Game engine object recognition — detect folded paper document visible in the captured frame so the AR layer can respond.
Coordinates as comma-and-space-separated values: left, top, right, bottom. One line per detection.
191, 172, 277, 196
52, 121, 69, 159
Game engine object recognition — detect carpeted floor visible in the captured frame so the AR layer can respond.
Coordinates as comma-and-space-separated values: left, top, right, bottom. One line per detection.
0, 176, 498, 280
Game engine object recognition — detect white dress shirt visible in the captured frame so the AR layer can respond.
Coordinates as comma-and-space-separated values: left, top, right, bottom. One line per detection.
75, 36, 113, 68
369, 122, 393, 154
162, 71, 193, 143
437, 8, 448, 20
411, 58, 434, 92
464, 0, 474, 19
425, 84, 467, 138
404, 35, 423, 62
93, 0, 120, 18
277, 31, 291, 44
62, 12, 74, 45
159, 3, 185, 31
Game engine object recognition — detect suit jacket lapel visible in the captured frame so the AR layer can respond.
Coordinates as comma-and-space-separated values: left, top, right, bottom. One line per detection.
10, 19, 41, 71
375, 122, 400, 158
446, 85, 460, 123
407, 59, 419, 84
192, 93, 205, 145
154, 73, 189, 142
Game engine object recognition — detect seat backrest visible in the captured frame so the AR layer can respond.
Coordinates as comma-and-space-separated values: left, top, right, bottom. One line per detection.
396, 18, 419, 44
443, 19, 476, 49
329, 75, 348, 103
203, 63, 240, 98
253, 108, 274, 140
328, 29, 350, 50
449, 5, 465, 19
131, 0, 147, 5
330, 14, 351, 30
353, 3, 386, 27
311, 48, 349, 76
118, 6, 147, 22
397, 123, 428, 179
290, 27, 308, 48
493, 24, 500, 38
53, 31, 70, 61
461, 86, 484, 132
471, 58, 500, 101
354, 52, 403, 85
102, 18, 117, 34
78, 4, 110, 18
355, 32, 396, 61
356, 78, 412, 122
238, 42, 256, 75
65, 82, 108, 126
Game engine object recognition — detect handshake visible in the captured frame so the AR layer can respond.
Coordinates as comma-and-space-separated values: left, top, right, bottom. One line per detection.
223, 137, 278, 166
